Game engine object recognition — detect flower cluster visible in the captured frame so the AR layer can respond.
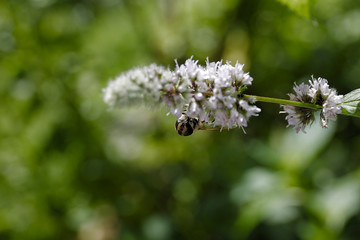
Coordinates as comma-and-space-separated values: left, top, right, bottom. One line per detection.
103, 57, 261, 130
281, 76, 343, 133
103, 64, 174, 107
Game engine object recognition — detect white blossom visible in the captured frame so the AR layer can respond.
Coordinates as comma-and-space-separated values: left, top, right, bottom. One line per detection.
308, 76, 343, 125
103, 57, 260, 130
281, 76, 343, 132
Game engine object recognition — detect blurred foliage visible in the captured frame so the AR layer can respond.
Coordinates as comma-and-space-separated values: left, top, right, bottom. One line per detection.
1, 0, 360, 239
276, 0, 315, 19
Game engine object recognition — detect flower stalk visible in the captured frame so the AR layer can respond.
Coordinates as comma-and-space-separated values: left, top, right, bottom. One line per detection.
244, 95, 323, 110
244, 94, 360, 118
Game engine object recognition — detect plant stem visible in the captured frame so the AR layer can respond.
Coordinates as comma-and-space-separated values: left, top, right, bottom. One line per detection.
164, 90, 360, 118
201, 92, 322, 110
243, 94, 322, 110
244, 94, 360, 118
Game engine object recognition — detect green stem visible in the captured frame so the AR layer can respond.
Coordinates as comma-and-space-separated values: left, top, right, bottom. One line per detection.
244, 94, 322, 110
163, 90, 360, 118
244, 94, 360, 118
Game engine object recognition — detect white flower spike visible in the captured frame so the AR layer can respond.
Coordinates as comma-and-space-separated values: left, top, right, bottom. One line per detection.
281, 76, 343, 133
103, 57, 261, 134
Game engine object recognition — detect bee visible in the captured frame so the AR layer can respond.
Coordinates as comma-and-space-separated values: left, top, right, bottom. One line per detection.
175, 113, 200, 136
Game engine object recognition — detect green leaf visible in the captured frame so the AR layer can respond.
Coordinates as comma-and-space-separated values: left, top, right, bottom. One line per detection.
341, 88, 360, 116
276, 0, 313, 19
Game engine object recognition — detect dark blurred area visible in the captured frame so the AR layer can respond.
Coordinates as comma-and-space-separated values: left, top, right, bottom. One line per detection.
1, 0, 360, 239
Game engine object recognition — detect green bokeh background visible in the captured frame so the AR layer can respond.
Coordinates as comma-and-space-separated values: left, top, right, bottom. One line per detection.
1, 0, 360, 239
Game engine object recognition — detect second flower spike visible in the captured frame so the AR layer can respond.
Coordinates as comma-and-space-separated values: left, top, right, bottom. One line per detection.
281, 76, 343, 133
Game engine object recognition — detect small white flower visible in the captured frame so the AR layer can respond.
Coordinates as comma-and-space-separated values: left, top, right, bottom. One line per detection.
194, 93, 204, 101
281, 104, 313, 133
309, 76, 343, 126
322, 91, 343, 121
222, 96, 236, 109
239, 99, 261, 118
208, 96, 218, 110
230, 108, 247, 127
293, 83, 311, 102
309, 77, 331, 97
214, 109, 229, 128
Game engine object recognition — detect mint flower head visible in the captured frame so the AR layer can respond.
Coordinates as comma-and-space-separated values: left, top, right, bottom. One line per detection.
281, 76, 343, 133
103, 57, 261, 130
172, 58, 260, 129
